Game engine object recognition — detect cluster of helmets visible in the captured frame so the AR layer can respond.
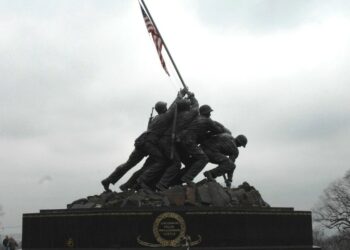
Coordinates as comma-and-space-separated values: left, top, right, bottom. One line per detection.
156, 102, 213, 114
155, 101, 247, 148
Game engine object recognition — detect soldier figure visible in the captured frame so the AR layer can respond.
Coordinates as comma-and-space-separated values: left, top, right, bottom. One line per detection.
203, 134, 247, 187
137, 92, 197, 190
177, 105, 225, 185
101, 90, 186, 191
139, 92, 199, 191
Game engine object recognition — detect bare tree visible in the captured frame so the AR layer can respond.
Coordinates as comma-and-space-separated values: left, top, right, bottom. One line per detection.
313, 170, 350, 241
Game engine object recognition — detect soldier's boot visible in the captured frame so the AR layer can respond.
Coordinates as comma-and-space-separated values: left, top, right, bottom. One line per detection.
184, 180, 195, 187
206, 164, 230, 179
119, 183, 129, 192
181, 155, 209, 185
225, 178, 232, 188
155, 183, 168, 192
203, 171, 215, 181
101, 179, 111, 192
131, 183, 141, 191
138, 180, 154, 192
101, 167, 125, 192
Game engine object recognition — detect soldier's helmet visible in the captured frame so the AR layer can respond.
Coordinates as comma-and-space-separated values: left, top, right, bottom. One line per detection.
155, 101, 167, 114
199, 104, 213, 115
235, 134, 248, 148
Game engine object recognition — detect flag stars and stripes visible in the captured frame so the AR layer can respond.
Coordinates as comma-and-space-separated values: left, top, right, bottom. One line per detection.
140, 4, 170, 75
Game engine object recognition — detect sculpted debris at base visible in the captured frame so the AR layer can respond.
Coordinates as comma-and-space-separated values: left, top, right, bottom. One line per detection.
67, 181, 269, 209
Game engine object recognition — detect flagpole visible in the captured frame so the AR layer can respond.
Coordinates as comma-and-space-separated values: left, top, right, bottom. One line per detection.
139, 0, 188, 90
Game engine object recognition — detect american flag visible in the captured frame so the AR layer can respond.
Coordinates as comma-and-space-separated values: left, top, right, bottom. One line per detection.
140, 3, 170, 75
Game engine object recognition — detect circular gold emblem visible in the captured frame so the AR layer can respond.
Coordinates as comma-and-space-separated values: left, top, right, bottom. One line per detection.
153, 212, 186, 247
65, 238, 74, 248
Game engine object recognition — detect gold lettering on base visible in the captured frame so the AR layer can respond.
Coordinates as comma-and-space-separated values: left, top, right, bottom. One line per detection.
137, 212, 201, 248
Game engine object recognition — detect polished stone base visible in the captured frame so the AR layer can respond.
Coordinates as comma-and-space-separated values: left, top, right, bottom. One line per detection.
22, 207, 320, 249
22, 248, 320, 250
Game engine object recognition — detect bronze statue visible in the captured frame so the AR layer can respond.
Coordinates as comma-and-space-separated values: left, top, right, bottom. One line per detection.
101, 88, 248, 193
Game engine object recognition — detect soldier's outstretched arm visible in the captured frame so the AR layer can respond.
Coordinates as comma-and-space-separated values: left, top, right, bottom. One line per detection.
188, 92, 199, 110
213, 120, 231, 134
180, 87, 189, 96
206, 119, 227, 136
161, 93, 183, 123
168, 89, 186, 110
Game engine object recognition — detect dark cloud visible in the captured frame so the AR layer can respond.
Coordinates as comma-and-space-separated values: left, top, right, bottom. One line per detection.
188, 0, 350, 32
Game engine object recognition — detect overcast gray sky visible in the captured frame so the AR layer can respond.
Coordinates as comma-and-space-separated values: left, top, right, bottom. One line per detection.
1, 0, 350, 234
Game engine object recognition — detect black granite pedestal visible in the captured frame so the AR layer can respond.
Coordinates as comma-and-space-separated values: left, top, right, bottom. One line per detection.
22, 207, 320, 249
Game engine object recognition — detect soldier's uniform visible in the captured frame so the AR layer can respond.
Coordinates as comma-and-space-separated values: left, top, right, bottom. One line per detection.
202, 133, 239, 183
137, 96, 183, 186
102, 95, 181, 188
119, 157, 155, 191
120, 97, 199, 190
102, 143, 148, 187
154, 95, 199, 189
177, 115, 224, 183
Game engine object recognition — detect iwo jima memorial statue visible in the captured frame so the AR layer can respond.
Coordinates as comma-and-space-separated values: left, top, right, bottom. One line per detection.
22, 1, 319, 250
